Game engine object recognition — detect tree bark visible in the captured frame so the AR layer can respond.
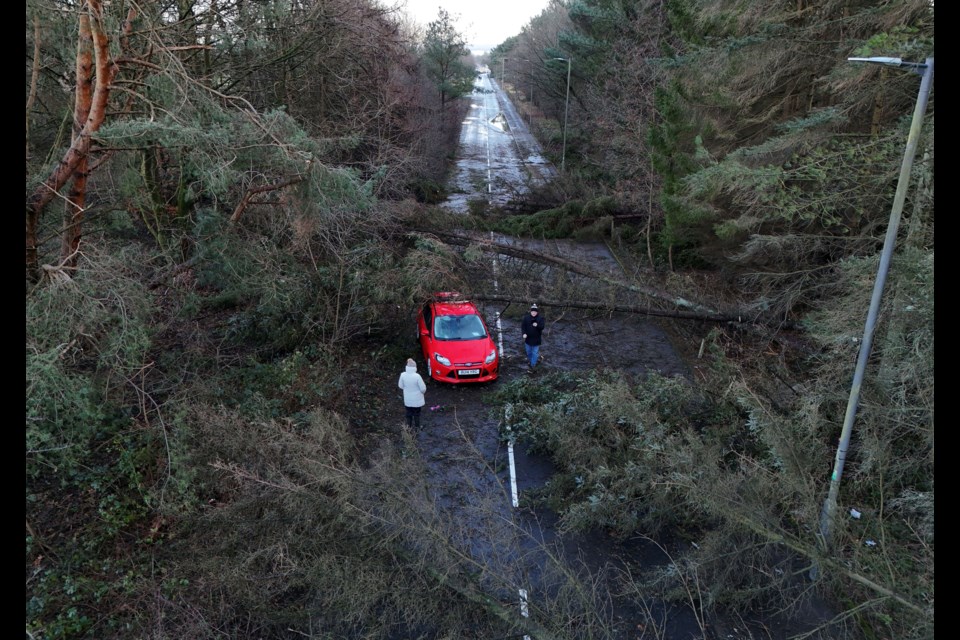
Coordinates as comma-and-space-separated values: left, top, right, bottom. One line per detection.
26, 15, 41, 170
471, 293, 746, 323
229, 176, 305, 224
26, 0, 119, 278
424, 230, 803, 331
59, 6, 95, 269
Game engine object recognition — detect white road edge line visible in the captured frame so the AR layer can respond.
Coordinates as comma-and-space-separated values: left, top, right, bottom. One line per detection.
508, 441, 519, 508
505, 403, 519, 508
492, 231, 504, 359
519, 588, 531, 640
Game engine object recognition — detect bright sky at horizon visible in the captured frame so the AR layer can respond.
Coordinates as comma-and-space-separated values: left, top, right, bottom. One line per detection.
400, 0, 552, 52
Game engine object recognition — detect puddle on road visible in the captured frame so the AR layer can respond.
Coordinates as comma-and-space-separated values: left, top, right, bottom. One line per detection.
490, 112, 509, 132
441, 79, 548, 213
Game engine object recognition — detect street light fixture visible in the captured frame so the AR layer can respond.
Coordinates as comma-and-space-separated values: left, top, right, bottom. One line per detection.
815, 56, 934, 555
552, 57, 571, 173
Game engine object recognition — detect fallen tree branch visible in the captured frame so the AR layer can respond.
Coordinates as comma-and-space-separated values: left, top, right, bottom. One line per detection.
470, 293, 745, 323
229, 175, 304, 224
722, 509, 928, 616
421, 229, 799, 330
424, 229, 722, 315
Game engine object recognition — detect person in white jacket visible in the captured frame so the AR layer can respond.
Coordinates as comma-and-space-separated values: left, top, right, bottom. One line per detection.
398, 358, 427, 430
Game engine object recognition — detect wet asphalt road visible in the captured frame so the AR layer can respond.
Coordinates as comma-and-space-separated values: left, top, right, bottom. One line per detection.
378, 68, 835, 640
382, 69, 709, 637
399, 253, 702, 638
444, 72, 556, 213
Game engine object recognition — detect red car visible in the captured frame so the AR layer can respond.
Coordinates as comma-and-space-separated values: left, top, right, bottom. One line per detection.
417, 293, 499, 383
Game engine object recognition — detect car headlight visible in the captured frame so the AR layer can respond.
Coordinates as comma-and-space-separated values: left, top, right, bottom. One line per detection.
485, 349, 497, 364
434, 353, 451, 366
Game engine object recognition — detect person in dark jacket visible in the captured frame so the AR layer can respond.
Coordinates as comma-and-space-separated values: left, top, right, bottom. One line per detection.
521, 303, 544, 371
398, 358, 426, 429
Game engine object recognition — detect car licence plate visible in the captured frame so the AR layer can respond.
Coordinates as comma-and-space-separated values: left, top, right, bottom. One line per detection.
459, 369, 480, 375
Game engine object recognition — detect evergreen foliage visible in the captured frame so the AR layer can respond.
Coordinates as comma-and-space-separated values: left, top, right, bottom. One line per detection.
25, 0, 934, 637
423, 9, 478, 118
26, 246, 153, 478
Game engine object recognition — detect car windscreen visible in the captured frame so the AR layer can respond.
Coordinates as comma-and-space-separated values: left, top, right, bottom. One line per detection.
433, 314, 488, 341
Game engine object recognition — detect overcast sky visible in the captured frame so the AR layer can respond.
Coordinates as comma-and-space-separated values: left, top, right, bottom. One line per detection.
400, 0, 552, 52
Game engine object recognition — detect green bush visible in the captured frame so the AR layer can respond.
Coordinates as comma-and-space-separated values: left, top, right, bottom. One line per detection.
26, 349, 108, 476
26, 246, 153, 477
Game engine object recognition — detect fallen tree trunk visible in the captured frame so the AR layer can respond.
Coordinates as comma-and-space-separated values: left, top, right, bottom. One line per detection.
423, 229, 723, 314
420, 229, 802, 330
471, 293, 746, 324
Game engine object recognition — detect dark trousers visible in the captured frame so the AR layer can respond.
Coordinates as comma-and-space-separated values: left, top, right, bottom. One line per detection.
405, 405, 422, 429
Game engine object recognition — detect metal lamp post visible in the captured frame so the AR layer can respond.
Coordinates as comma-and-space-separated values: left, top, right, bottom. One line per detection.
815, 56, 934, 554
521, 59, 534, 125
552, 57, 571, 172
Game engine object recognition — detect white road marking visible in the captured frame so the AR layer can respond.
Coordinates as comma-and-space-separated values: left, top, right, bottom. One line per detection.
505, 403, 519, 507
488, 77, 531, 636
485, 79, 493, 194
492, 231, 504, 358
519, 588, 531, 640
508, 441, 519, 508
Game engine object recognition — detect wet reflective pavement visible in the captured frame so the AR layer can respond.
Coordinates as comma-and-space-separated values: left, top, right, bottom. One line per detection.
443, 72, 557, 213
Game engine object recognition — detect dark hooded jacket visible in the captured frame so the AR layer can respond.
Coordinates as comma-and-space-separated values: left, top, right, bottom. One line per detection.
521, 310, 544, 346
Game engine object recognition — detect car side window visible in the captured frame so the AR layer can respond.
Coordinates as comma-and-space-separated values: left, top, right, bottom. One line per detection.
422, 305, 432, 334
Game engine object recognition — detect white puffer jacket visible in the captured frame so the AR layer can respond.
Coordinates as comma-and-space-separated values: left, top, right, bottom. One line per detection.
398, 363, 426, 407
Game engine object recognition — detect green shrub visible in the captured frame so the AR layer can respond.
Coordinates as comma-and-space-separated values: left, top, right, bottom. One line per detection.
26, 349, 108, 476
409, 178, 446, 203
26, 246, 153, 477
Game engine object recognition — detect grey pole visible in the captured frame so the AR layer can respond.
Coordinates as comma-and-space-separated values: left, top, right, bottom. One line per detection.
553, 57, 571, 173
816, 57, 934, 553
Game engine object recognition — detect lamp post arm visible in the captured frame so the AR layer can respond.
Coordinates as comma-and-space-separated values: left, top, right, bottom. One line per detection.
848, 57, 929, 75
